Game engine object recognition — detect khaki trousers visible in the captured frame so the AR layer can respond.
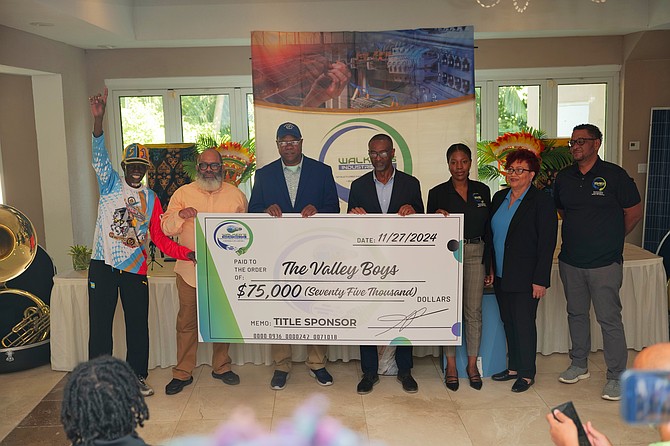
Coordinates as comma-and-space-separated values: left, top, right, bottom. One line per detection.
446, 243, 485, 357
173, 274, 232, 380
272, 344, 327, 372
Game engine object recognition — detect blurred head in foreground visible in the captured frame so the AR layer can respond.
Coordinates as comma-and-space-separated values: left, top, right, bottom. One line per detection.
634, 343, 670, 441
61, 356, 149, 445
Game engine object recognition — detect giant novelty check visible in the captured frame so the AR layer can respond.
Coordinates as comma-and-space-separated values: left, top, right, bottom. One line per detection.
196, 214, 463, 346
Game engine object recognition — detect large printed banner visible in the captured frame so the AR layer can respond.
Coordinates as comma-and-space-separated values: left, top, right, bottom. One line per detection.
196, 214, 464, 346
251, 28, 476, 209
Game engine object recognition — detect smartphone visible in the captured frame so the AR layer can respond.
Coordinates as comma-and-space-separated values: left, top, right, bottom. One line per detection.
621, 369, 670, 424
552, 401, 590, 446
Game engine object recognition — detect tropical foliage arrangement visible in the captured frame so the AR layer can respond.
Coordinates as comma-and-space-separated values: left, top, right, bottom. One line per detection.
183, 134, 256, 186
477, 127, 573, 190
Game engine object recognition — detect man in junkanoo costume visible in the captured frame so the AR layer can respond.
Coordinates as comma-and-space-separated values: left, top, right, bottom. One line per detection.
87, 88, 194, 397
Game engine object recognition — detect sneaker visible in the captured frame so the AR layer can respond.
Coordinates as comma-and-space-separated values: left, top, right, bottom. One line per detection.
211, 370, 240, 385
357, 373, 379, 394
558, 365, 590, 384
270, 370, 289, 390
165, 377, 193, 395
309, 367, 333, 386
137, 375, 154, 397
602, 379, 621, 401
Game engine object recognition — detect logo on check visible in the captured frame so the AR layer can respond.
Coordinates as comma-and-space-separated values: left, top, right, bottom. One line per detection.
213, 221, 253, 255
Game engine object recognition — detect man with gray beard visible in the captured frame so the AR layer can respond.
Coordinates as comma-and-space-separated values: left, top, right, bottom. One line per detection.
161, 148, 248, 395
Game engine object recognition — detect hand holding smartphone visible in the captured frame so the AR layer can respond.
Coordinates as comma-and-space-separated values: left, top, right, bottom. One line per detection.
551, 401, 590, 446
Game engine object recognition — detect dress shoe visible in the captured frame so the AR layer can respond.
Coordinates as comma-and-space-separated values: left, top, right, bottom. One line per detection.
357, 373, 379, 394
397, 373, 418, 393
445, 375, 459, 391
165, 377, 193, 395
491, 369, 518, 382
212, 370, 240, 385
511, 377, 534, 393
468, 373, 483, 390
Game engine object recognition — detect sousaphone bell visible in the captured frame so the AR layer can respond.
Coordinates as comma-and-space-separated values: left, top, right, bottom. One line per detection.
0, 204, 51, 372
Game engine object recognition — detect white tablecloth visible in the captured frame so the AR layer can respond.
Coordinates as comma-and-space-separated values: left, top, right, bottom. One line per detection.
50, 244, 668, 371
537, 243, 669, 354
49, 265, 437, 371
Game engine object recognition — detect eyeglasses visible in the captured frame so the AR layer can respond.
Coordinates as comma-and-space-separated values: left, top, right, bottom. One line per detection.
197, 162, 222, 171
568, 137, 598, 147
368, 150, 392, 159
506, 167, 532, 175
277, 140, 301, 147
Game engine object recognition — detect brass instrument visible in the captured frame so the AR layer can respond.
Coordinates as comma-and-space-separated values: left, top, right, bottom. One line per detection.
0, 205, 50, 348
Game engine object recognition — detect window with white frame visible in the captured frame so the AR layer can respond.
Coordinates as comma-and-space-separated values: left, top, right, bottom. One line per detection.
476, 66, 620, 164
105, 77, 254, 169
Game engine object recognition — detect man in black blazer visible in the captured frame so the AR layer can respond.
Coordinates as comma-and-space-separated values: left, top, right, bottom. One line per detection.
248, 122, 340, 391
347, 133, 424, 394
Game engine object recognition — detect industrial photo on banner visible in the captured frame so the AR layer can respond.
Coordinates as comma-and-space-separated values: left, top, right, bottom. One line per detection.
251, 27, 476, 209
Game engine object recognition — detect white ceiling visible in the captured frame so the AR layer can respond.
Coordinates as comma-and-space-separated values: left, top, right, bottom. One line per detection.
0, 0, 668, 50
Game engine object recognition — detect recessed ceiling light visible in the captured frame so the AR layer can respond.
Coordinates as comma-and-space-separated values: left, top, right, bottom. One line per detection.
29, 22, 54, 27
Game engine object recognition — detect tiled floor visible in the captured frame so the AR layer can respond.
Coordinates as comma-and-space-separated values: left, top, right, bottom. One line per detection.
0, 351, 658, 445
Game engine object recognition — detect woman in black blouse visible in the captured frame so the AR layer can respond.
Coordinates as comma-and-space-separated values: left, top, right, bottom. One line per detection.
427, 143, 493, 391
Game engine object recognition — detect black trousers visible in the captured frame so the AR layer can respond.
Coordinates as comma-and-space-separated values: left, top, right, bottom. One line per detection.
88, 260, 149, 378
360, 345, 413, 376
494, 279, 540, 380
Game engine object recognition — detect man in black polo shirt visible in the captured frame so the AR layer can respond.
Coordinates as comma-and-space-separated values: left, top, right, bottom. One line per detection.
554, 123, 642, 401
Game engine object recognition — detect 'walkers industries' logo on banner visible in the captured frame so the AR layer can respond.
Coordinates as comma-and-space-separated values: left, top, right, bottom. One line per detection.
318, 118, 414, 202
213, 221, 253, 255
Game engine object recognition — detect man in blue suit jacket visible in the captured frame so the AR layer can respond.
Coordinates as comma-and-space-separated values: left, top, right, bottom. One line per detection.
347, 133, 424, 395
248, 122, 340, 390
249, 123, 339, 217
